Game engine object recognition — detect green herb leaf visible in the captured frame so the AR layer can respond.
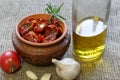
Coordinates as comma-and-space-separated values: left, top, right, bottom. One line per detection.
45, 8, 52, 14
45, 3, 66, 24
47, 3, 53, 12
48, 15, 53, 24
58, 15, 66, 20
55, 3, 64, 13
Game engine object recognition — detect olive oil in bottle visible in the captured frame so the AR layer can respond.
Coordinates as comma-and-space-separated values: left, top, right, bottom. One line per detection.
73, 16, 107, 62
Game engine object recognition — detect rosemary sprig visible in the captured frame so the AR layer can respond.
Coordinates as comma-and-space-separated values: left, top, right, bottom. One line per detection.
45, 3, 66, 24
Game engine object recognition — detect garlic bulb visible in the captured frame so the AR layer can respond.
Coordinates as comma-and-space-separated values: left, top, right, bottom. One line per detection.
52, 58, 80, 80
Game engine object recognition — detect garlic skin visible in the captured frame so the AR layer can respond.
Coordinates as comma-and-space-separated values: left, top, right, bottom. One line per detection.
52, 58, 80, 80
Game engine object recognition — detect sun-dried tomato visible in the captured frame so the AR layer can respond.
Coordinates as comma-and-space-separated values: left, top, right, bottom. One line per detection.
36, 34, 44, 43
19, 18, 63, 43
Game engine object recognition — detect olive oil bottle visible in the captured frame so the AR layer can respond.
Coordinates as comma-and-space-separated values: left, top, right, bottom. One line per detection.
73, 16, 107, 62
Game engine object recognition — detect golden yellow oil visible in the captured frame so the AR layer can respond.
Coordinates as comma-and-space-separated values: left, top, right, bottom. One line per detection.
73, 16, 107, 62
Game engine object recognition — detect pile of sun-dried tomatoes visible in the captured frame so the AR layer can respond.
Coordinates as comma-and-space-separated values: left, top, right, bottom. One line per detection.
19, 18, 63, 43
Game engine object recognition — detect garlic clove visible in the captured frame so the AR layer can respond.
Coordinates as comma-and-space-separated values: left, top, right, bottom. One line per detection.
39, 23, 46, 29
40, 73, 51, 80
52, 58, 80, 80
52, 59, 63, 67
26, 70, 38, 80
52, 59, 65, 72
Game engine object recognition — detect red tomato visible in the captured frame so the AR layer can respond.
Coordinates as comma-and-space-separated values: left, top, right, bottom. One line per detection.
43, 27, 58, 42
37, 34, 44, 43
33, 26, 43, 33
51, 19, 58, 24
19, 18, 63, 43
0, 50, 21, 73
39, 18, 46, 23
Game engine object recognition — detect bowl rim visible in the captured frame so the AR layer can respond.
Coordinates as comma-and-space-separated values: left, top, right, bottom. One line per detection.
15, 13, 67, 46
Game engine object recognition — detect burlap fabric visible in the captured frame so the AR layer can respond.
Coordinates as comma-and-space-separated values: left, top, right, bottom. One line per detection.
0, 0, 120, 80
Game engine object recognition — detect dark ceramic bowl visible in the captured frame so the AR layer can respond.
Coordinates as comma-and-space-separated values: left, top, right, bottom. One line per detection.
12, 14, 71, 65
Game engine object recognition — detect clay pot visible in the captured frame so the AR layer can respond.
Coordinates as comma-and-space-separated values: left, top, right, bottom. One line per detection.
12, 14, 71, 65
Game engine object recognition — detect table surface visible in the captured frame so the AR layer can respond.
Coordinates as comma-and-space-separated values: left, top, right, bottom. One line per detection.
0, 0, 120, 80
